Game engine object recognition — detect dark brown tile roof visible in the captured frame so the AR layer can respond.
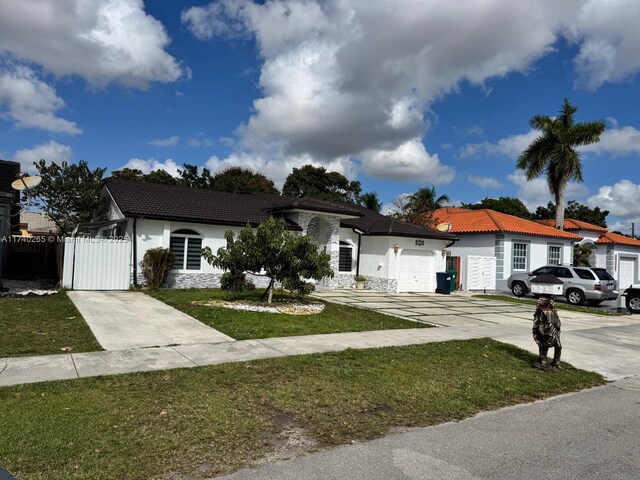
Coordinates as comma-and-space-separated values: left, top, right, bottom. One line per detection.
104, 177, 456, 240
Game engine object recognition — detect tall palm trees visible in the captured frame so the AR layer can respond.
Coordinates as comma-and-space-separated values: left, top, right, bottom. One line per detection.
405, 186, 450, 225
517, 98, 605, 230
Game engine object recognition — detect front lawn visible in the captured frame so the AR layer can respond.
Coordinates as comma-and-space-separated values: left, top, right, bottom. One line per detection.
0, 339, 604, 480
146, 288, 431, 339
0, 292, 102, 357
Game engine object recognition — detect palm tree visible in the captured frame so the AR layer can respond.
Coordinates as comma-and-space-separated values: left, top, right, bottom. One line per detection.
405, 186, 450, 225
517, 98, 605, 230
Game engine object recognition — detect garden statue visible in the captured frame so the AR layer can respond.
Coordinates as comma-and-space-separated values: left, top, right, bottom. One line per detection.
532, 295, 562, 369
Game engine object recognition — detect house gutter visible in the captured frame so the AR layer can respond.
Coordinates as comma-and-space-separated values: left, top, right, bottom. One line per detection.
132, 217, 138, 288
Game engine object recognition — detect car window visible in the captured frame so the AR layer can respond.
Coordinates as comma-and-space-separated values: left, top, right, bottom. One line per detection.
554, 267, 573, 278
593, 268, 614, 281
532, 266, 555, 275
574, 268, 596, 280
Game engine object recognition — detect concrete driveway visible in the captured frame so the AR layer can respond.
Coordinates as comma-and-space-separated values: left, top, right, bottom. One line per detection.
67, 291, 234, 350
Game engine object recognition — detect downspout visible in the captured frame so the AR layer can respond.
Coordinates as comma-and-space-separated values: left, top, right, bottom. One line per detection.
353, 229, 363, 277
132, 217, 138, 288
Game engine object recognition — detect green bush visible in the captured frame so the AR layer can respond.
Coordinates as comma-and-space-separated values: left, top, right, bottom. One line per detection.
283, 277, 316, 298
140, 248, 175, 289
219, 272, 254, 299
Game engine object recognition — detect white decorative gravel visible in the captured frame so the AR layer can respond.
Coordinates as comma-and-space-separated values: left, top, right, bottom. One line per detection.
1, 279, 58, 296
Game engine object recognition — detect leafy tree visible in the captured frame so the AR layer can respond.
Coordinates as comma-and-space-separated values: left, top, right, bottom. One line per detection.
573, 244, 592, 267
460, 197, 532, 219
110, 167, 178, 186
282, 165, 361, 203
202, 217, 333, 303
532, 200, 609, 228
178, 163, 214, 189
517, 98, 605, 230
32, 159, 107, 235
210, 167, 279, 195
404, 186, 450, 225
358, 192, 382, 212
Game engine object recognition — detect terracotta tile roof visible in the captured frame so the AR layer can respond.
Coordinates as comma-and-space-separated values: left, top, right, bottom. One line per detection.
105, 178, 456, 240
596, 231, 640, 247
535, 218, 608, 233
433, 208, 583, 240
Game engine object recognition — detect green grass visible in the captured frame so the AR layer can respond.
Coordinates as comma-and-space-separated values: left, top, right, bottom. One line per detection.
0, 339, 604, 480
146, 288, 431, 339
0, 292, 102, 357
474, 294, 620, 316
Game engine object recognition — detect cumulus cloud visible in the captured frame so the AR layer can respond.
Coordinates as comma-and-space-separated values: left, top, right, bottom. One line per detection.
468, 175, 502, 189
149, 136, 179, 147
0, 0, 183, 89
181, 0, 640, 181
0, 65, 81, 134
587, 180, 640, 219
508, 170, 589, 210
583, 126, 640, 156
12, 140, 72, 173
118, 158, 181, 176
460, 130, 538, 159
359, 139, 455, 184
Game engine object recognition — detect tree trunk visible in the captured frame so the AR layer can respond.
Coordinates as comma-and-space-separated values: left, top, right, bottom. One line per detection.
260, 278, 274, 303
555, 187, 566, 230
267, 283, 274, 304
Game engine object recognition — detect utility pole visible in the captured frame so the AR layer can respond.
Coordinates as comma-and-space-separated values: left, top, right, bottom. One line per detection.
632, 222, 635, 239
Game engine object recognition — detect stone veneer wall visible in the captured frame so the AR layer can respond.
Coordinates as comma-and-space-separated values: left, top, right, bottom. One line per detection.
136, 272, 273, 289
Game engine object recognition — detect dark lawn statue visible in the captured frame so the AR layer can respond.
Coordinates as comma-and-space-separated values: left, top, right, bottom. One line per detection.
532, 295, 562, 369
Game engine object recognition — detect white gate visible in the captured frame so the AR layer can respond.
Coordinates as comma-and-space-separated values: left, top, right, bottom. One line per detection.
62, 238, 132, 290
466, 255, 496, 291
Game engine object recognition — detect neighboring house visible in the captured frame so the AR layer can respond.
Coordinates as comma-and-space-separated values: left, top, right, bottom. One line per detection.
18, 212, 58, 236
93, 178, 457, 292
536, 219, 640, 289
433, 208, 582, 291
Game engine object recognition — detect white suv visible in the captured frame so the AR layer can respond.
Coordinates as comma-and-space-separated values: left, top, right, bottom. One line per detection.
507, 265, 617, 306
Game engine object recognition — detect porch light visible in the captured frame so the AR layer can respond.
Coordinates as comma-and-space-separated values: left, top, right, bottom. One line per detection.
393, 244, 399, 254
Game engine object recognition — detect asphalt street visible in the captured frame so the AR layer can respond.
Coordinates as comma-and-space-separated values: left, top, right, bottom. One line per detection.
219, 377, 640, 480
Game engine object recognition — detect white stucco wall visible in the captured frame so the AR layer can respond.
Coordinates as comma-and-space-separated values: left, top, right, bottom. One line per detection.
611, 245, 640, 286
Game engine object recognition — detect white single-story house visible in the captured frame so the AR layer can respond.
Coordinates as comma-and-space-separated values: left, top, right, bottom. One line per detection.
536, 219, 640, 289
87, 178, 457, 293
433, 207, 582, 291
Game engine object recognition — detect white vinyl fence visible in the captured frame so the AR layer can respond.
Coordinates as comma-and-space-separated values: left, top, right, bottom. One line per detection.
61, 237, 132, 290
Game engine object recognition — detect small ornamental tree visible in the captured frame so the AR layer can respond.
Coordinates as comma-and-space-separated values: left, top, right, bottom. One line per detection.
140, 248, 175, 289
202, 217, 333, 303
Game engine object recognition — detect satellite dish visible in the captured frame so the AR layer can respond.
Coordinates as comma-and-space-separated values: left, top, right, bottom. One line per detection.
11, 174, 42, 191
436, 222, 451, 232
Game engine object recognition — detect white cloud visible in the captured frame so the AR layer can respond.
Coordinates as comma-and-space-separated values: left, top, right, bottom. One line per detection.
468, 175, 502, 189
12, 140, 72, 173
119, 158, 181, 177
149, 136, 179, 147
188, 133, 214, 147
567, 0, 640, 90
587, 180, 640, 219
0, 0, 184, 89
460, 130, 538, 159
508, 170, 589, 210
0, 65, 81, 134
359, 139, 455, 184
182, 0, 640, 181
583, 126, 640, 156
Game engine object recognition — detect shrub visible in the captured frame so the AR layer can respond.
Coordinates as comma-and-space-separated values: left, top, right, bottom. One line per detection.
140, 248, 175, 289
220, 271, 254, 299
283, 277, 316, 298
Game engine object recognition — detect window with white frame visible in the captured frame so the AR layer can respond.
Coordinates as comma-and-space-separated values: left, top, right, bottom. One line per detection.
512, 242, 528, 271
548, 245, 562, 265
338, 241, 353, 272
170, 229, 203, 270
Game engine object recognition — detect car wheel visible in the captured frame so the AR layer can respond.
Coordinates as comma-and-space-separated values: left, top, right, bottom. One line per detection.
626, 294, 640, 314
566, 289, 585, 306
511, 281, 527, 297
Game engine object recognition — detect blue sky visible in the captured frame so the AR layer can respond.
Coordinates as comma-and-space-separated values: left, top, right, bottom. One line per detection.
1, 1, 640, 232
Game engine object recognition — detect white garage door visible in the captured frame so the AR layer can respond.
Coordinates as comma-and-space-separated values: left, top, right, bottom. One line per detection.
619, 257, 636, 289
466, 255, 496, 291
398, 250, 435, 292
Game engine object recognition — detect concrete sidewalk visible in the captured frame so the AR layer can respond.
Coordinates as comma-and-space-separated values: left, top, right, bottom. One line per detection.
2, 312, 640, 386
67, 291, 234, 350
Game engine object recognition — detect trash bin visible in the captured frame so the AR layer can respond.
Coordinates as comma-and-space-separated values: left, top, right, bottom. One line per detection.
446, 269, 457, 292
436, 272, 452, 294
